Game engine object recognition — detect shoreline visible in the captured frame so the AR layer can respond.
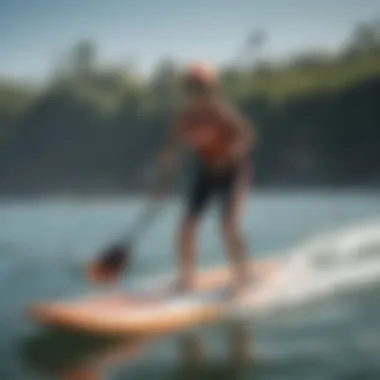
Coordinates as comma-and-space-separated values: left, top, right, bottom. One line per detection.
0, 187, 379, 203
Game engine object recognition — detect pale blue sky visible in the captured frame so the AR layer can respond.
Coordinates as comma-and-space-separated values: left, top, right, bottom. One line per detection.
1, 0, 380, 82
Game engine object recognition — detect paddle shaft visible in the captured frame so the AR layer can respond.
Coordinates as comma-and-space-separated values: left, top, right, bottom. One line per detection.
91, 151, 176, 278
89, 201, 164, 281
122, 165, 174, 247
123, 201, 163, 247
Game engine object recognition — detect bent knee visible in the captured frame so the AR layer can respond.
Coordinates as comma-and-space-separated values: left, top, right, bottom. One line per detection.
180, 215, 199, 234
221, 217, 240, 238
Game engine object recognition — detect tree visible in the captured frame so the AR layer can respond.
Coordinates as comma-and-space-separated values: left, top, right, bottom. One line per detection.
149, 58, 179, 110
236, 29, 267, 70
51, 40, 98, 80
345, 20, 380, 54
71, 40, 97, 75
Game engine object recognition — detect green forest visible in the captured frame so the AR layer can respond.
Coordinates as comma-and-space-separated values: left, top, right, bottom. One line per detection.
1, 21, 380, 195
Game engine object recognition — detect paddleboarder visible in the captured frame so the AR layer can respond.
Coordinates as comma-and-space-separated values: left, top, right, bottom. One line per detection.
155, 62, 257, 297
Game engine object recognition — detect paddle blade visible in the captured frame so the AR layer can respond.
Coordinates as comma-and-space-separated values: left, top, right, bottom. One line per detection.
87, 244, 130, 283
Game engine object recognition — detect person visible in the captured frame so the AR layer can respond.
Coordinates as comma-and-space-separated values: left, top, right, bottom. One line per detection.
155, 62, 257, 297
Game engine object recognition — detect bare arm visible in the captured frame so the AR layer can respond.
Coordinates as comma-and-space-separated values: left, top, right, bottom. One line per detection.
221, 104, 258, 161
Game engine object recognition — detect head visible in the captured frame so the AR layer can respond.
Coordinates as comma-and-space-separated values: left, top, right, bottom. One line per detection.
181, 62, 219, 103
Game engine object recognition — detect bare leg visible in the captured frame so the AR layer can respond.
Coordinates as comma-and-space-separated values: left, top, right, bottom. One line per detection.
221, 165, 250, 295
222, 215, 248, 293
176, 215, 199, 291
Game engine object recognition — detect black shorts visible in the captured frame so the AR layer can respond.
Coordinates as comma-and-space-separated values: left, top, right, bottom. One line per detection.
186, 159, 250, 217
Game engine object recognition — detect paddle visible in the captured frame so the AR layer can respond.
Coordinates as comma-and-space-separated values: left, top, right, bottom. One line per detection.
87, 201, 163, 283
86, 126, 177, 283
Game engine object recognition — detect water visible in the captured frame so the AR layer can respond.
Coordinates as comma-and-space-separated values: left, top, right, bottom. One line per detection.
1, 193, 380, 379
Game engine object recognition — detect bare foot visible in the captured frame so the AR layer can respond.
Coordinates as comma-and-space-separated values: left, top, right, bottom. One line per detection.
224, 277, 256, 303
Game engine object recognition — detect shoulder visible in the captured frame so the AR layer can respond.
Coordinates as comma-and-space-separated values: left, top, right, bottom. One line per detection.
212, 99, 249, 126
174, 103, 194, 122
171, 105, 187, 128
210, 98, 240, 116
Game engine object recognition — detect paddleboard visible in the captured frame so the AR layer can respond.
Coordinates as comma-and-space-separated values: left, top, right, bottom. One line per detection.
27, 259, 308, 336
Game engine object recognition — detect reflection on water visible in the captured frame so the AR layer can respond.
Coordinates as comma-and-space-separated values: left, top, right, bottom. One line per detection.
20, 329, 121, 378
5, 195, 380, 379
21, 322, 254, 380
177, 322, 252, 380
61, 334, 156, 380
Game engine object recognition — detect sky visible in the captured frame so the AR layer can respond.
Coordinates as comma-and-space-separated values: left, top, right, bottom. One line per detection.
1, 0, 380, 82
